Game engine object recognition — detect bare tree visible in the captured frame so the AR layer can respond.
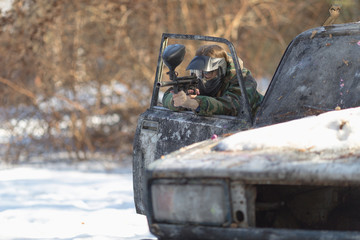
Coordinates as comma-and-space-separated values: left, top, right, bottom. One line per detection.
0, 0, 357, 163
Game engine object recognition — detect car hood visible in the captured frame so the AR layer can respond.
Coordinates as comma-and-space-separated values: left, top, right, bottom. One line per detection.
148, 107, 360, 185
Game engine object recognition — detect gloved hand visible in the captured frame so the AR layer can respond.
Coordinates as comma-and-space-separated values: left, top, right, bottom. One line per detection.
172, 91, 199, 110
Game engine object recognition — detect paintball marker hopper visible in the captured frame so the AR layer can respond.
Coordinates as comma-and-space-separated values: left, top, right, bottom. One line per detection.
158, 44, 198, 94
162, 44, 186, 71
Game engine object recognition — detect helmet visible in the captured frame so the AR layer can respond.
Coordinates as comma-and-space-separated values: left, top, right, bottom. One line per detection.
186, 55, 227, 80
186, 55, 227, 96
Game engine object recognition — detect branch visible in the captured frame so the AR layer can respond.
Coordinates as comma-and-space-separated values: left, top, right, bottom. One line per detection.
0, 76, 37, 104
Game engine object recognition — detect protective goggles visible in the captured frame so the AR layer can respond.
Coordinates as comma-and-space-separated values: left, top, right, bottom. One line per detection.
191, 69, 218, 80
186, 55, 227, 78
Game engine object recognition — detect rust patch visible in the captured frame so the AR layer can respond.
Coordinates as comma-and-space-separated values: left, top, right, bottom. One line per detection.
339, 120, 348, 130
310, 30, 317, 39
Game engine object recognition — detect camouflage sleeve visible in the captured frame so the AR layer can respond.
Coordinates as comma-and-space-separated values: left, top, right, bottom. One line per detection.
243, 69, 264, 116
194, 83, 242, 116
194, 69, 263, 117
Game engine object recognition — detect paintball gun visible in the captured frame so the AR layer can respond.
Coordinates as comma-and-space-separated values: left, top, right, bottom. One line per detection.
157, 44, 198, 94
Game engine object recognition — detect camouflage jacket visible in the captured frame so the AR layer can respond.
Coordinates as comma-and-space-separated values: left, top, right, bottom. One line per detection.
162, 59, 263, 117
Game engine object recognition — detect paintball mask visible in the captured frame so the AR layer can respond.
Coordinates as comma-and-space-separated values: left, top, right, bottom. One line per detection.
186, 55, 227, 97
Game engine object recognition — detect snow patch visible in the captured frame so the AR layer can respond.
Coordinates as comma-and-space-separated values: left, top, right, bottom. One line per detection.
215, 107, 360, 152
0, 165, 156, 240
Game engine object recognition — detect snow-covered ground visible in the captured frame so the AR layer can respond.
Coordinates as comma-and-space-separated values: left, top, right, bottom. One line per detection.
0, 1, 156, 237
0, 0, 11, 14
0, 162, 157, 240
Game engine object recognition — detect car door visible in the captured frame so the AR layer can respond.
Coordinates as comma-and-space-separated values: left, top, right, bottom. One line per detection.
133, 33, 253, 214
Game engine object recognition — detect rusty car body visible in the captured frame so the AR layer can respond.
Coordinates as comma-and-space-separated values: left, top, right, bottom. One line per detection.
134, 22, 360, 239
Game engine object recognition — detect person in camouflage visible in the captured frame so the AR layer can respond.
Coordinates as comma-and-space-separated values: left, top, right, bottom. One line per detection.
162, 44, 263, 117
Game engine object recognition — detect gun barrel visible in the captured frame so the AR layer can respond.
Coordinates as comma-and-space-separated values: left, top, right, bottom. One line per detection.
156, 81, 174, 87
156, 77, 198, 88
177, 76, 198, 81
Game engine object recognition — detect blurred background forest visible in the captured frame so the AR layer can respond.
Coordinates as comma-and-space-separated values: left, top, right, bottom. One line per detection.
0, 0, 359, 164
